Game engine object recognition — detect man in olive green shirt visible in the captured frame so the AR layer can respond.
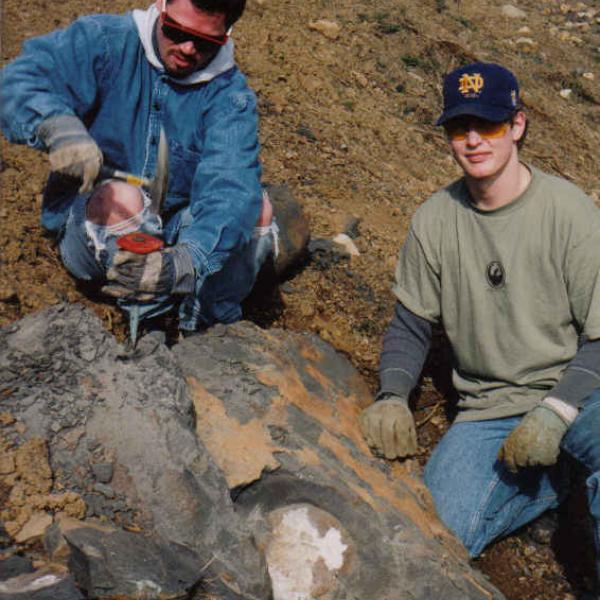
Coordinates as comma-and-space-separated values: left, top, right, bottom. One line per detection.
360, 62, 600, 593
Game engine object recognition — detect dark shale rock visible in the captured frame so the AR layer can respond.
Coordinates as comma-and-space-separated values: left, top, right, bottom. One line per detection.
0, 569, 84, 600
0, 303, 270, 600
91, 462, 113, 484
0, 555, 35, 581
64, 526, 202, 600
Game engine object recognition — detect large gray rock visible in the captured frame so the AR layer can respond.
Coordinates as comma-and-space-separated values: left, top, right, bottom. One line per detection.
0, 304, 270, 600
173, 322, 505, 600
0, 304, 505, 599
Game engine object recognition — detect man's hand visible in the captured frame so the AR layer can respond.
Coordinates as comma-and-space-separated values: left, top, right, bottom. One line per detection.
103, 244, 195, 301
38, 115, 103, 193
359, 395, 418, 459
498, 399, 576, 473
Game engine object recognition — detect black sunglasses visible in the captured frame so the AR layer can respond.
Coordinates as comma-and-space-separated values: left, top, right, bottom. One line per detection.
161, 22, 224, 54
159, 0, 228, 55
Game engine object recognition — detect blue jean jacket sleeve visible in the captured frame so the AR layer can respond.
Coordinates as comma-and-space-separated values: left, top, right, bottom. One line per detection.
0, 16, 112, 148
180, 86, 262, 276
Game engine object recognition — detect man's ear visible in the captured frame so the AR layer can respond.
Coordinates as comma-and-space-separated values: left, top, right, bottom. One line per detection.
511, 111, 527, 143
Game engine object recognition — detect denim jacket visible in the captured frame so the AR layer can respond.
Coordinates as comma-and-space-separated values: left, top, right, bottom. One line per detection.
0, 5, 262, 277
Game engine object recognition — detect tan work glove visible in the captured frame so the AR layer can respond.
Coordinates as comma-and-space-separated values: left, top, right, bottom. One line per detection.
498, 398, 577, 473
103, 244, 196, 302
38, 115, 103, 193
359, 395, 417, 459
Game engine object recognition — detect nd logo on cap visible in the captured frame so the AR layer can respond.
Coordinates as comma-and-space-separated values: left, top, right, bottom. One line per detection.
458, 73, 484, 97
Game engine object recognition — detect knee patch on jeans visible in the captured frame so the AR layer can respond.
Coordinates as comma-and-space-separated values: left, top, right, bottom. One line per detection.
84, 211, 143, 262
253, 221, 280, 259
84, 190, 162, 261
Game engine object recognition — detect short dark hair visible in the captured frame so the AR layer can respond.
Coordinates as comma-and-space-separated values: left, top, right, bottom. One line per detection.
167, 0, 246, 28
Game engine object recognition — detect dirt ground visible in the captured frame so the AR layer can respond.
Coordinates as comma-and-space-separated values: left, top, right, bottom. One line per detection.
1, 0, 599, 598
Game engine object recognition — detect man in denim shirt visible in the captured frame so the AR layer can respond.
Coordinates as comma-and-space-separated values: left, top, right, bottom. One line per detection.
1, 0, 278, 333
360, 63, 600, 595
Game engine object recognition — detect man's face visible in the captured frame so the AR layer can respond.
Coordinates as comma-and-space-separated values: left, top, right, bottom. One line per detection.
445, 112, 526, 181
155, 0, 227, 77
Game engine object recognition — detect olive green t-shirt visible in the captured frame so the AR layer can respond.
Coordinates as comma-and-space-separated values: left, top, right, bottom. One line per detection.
393, 166, 600, 422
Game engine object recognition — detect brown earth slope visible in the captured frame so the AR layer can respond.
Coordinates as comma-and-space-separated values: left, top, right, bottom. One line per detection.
1, 0, 599, 598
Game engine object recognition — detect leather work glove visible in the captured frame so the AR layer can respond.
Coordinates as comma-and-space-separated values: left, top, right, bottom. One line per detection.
498, 398, 577, 473
103, 244, 196, 302
37, 115, 103, 193
359, 395, 418, 459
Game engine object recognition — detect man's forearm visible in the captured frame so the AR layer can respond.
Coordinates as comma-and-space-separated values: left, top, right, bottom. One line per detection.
378, 301, 432, 400
548, 337, 600, 408
0, 18, 106, 148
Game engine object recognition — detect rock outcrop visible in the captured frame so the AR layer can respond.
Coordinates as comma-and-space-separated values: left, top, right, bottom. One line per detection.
0, 304, 504, 599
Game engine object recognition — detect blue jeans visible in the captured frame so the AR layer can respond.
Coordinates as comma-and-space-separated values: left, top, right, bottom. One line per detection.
424, 390, 600, 585
58, 194, 276, 331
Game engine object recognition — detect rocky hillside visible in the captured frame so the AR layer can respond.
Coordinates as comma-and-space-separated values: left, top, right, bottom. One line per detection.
1, 0, 599, 598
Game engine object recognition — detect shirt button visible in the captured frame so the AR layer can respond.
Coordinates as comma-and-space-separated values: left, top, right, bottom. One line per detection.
150, 136, 157, 145
153, 101, 161, 111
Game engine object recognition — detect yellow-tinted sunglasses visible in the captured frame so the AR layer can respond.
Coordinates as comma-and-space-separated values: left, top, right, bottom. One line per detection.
444, 117, 510, 141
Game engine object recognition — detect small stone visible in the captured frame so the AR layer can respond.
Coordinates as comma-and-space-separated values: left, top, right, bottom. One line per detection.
343, 216, 361, 239
353, 71, 368, 87
0, 569, 84, 599
92, 482, 114, 498
0, 413, 15, 427
517, 26, 532, 34
44, 516, 114, 562
501, 4, 527, 18
14, 512, 53, 544
333, 234, 360, 257
528, 512, 558, 545
308, 19, 341, 40
559, 88, 573, 98
0, 453, 15, 475
0, 556, 35, 581
515, 37, 537, 50
91, 462, 113, 484
297, 125, 317, 142
0, 286, 17, 302
280, 283, 296, 294
582, 72, 594, 80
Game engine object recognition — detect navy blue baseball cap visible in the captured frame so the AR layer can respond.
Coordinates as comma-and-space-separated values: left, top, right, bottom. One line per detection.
436, 62, 520, 125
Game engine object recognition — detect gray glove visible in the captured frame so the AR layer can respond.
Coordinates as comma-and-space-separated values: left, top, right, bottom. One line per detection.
498, 399, 576, 473
103, 244, 196, 301
359, 395, 418, 459
38, 115, 103, 193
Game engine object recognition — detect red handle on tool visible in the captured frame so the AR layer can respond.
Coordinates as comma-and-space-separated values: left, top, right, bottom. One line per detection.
117, 232, 164, 255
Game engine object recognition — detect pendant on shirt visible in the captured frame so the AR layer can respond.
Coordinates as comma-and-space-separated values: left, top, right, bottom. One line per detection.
486, 261, 506, 288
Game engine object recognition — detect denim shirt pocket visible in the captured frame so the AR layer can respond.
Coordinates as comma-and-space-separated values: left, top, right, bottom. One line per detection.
168, 139, 202, 204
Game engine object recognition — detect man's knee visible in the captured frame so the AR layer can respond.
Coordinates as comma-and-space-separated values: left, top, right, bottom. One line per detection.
86, 181, 144, 226
424, 460, 480, 554
256, 189, 273, 227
